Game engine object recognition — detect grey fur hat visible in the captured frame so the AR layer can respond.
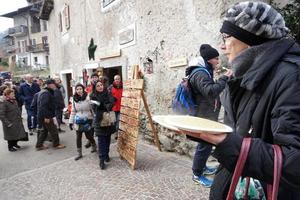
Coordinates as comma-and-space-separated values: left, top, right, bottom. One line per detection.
220, 1, 289, 46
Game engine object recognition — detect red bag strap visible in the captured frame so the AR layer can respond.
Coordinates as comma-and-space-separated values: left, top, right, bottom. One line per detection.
226, 137, 252, 200
267, 145, 283, 200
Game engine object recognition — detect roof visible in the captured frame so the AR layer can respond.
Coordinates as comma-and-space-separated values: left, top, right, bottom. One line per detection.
1, 5, 32, 18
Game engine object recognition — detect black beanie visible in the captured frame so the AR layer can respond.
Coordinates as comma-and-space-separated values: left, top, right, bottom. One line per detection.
200, 44, 219, 61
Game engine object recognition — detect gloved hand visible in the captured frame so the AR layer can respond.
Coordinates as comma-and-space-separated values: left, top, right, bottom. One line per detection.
69, 123, 73, 130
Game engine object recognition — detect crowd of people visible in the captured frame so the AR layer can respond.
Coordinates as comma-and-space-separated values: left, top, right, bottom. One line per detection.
0, 72, 123, 170
1, 1, 300, 199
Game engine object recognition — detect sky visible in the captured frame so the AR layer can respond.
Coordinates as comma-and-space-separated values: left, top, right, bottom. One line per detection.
0, 0, 28, 32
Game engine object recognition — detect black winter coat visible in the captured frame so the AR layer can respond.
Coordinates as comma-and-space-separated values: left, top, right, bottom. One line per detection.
54, 88, 65, 110
90, 90, 115, 136
37, 88, 56, 124
187, 64, 228, 121
210, 38, 300, 199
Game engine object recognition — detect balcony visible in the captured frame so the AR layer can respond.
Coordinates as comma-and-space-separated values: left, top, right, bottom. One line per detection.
31, 25, 41, 34
8, 25, 28, 37
5, 45, 17, 54
39, 0, 54, 20
27, 43, 49, 53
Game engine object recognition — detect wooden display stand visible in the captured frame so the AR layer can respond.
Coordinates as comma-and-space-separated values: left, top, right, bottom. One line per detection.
117, 66, 161, 170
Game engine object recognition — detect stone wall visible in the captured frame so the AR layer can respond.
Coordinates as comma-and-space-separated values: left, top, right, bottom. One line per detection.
48, 0, 283, 156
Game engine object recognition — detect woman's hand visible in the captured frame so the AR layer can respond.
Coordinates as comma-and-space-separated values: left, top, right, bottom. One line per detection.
181, 130, 228, 145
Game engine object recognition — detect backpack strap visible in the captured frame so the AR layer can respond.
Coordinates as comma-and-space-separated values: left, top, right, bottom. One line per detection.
188, 67, 212, 79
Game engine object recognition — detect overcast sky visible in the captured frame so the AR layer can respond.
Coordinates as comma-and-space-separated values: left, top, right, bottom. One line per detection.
0, 0, 28, 32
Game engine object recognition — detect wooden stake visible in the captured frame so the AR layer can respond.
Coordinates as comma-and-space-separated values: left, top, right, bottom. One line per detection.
141, 90, 162, 151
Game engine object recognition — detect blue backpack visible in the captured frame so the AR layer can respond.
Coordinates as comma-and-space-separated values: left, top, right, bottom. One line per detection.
172, 67, 211, 116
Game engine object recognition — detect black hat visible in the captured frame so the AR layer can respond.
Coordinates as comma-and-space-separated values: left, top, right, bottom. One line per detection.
200, 44, 219, 61
45, 78, 55, 85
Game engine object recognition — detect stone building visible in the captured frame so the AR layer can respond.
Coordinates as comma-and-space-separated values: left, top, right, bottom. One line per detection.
46, 0, 284, 155
1, 0, 50, 71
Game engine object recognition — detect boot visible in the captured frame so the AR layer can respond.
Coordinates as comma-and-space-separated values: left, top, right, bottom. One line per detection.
74, 148, 83, 161
91, 144, 97, 153
99, 160, 105, 170
85, 141, 91, 148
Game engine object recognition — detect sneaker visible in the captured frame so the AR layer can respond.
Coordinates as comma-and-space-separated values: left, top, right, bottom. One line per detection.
203, 166, 217, 175
192, 175, 213, 188
36, 145, 48, 151
54, 144, 66, 149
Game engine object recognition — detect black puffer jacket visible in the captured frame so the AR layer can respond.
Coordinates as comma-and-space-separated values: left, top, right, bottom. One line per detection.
186, 64, 228, 120
210, 38, 300, 199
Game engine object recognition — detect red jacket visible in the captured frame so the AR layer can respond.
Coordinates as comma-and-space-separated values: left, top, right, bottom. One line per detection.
111, 83, 123, 112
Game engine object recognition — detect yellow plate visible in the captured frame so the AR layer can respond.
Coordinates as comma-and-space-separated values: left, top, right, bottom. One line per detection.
153, 115, 179, 131
165, 115, 233, 134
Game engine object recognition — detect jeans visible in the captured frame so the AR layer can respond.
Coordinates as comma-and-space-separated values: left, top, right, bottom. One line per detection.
36, 119, 60, 148
26, 108, 37, 130
97, 135, 111, 161
76, 128, 96, 148
192, 141, 213, 176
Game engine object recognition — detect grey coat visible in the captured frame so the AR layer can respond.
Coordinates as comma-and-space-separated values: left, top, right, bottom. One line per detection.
0, 97, 27, 141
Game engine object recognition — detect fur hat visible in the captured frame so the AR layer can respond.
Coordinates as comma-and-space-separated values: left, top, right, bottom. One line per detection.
199, 44, 219, 61
220, 1, 289, 46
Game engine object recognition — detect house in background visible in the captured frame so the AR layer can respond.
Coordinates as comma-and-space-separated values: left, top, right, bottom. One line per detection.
0, 0, 50, 70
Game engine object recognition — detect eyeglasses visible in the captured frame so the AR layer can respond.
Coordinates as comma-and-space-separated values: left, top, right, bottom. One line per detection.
222, 34, 232, 43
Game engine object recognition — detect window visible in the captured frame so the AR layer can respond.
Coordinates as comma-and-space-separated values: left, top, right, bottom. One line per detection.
103, 0, 116, 8
42, 36, 48, 44
58, 13, 62, 32
34, 57, 38, 63
63, 4, 70, 30
45, 55, 49, 65
20, 40, 27, 53
59, 4, 70, 33
43, 20, 48, 31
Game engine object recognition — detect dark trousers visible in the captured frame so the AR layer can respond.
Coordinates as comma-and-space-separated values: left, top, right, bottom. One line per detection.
192, 141, 213, 176
26, 108, 37, 130
36, 119, 59, 148
97, 135, 111, 161
76, 129, 96, 148
7, 140, 18, 148
115, 111, 120, 131
55, 109, 63, 128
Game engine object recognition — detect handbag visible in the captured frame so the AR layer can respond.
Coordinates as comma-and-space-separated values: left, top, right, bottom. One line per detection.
75, 115, 88, 125
226, 138, 283, 200
100, 111, 116, 127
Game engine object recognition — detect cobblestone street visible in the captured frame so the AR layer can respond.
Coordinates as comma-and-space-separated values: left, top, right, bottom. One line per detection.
0, 118, 210, 200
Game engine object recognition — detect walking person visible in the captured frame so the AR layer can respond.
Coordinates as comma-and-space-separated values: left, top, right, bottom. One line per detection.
54, 83, 65, 132
109, 75, 123, 139
69, 83, 97, 161
19, 74, 40, 135
90, 80, 115, 170
84, 72, 99, 149
35, 79, 66, 150
181, 2, 300, 199
186, 46, 232, 187
0, 88, 27, 152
